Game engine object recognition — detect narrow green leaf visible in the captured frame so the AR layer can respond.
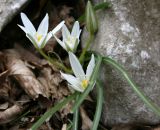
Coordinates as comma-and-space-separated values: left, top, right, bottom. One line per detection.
72, 94, 80, 130
94, 2, 111, 10
103, 57, 160, 116
30, 93, 77, 130
92, 80, 103, 130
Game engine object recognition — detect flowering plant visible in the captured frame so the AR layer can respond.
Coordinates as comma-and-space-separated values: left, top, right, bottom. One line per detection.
61, 52, 95, 92
18, 1, 160, 130
54, 21, 81, 53
18, 13, 64, 49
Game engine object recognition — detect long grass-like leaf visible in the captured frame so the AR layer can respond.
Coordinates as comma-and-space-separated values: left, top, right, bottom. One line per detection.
92, 80, 103, 130
103, 57, 160, 116
30, 93, 77, 130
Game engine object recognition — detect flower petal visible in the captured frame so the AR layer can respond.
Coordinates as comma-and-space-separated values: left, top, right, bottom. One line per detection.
69, 52, 85, 80
86, 54, 95, 80
20, 13, 36, 34
54, 35, 67, 50
18, 24, 28, 34
61, 72, 83, 92
26, 33, 38, 48
45, 31, 52, 43
62, 24, 70, 40
37, 14, 49, 35
71, 21, 80, 37
52, 21, 65, 35
45, 21, 65, 44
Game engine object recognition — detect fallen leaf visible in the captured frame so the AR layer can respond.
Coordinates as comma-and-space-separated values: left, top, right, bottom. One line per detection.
4, 49, 47, 99
61, 124, 67, 130
0, 104, 24, 124
80, 106, 93, 130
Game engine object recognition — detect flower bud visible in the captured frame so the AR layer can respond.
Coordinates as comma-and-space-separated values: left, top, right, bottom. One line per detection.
85, 1, 98, 34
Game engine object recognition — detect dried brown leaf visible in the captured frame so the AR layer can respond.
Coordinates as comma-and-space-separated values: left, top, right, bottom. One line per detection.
4, 49, 47, 99
0, 104, 24, 124
38, 67, 70, 100
60, 101, 73, 119
0, 83, 10, 99
80, 106, 93, 130
14, 44, 42, 67
0, 102, 9, 110
61, 124, 67, 130
0, 70, 9, 82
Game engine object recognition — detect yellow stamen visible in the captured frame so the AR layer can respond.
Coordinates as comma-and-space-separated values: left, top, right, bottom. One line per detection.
81, 79, 89, 89
35, 33, 42, 42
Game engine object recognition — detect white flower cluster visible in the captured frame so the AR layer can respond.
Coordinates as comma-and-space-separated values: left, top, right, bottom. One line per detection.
19, 13, 95, 92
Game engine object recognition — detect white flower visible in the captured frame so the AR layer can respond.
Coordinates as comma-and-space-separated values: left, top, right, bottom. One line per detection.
54, 21, 81, 53
61, 52, 95, 92
18, 13, 64, 49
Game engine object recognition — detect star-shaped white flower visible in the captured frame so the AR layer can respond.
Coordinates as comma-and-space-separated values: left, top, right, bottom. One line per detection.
54, 21, 81, 53
18, 13, 64, 49
61, 52, 95, 92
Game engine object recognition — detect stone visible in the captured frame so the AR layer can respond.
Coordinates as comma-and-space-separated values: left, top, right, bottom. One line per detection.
0, 0, 31, 32
82, 0, 160, 126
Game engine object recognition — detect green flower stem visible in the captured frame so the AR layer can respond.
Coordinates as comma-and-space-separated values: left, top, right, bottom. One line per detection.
92, 80, 103, 130
30, 93, 77, 130
79, 34, 94, 64
103, 57, 160, 116
72, 94, 80, 130
37, 49, 71, 73
72, 55, 102, 112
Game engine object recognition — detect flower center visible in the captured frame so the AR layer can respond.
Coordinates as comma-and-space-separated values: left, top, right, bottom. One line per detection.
66, 36, 76, 44
35, 33, 42, 42
81, 79, 89, 89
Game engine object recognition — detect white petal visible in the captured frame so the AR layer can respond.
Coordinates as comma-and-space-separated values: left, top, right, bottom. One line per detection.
52, 21, 65, 35
54, 35, 67, 50
62, 24, 70, 40
61, 72, 83, 92
69, 52, 85, 80
86, 54, 95, 80
20, 13, 36, 34
18, 24, 28, 34
71, 21, 80, 37
26, 33, 38, 48
37, 14, 49, 35
77, 29, 82, 38
44, 31, 52, 44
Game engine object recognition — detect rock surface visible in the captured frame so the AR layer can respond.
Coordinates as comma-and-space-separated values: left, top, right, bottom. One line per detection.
82, 0, 160, 126
0, 0, 31, 32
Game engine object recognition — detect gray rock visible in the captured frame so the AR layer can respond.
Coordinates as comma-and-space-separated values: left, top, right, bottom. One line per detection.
0, 0, 31, 32
82, 0, 160, 126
